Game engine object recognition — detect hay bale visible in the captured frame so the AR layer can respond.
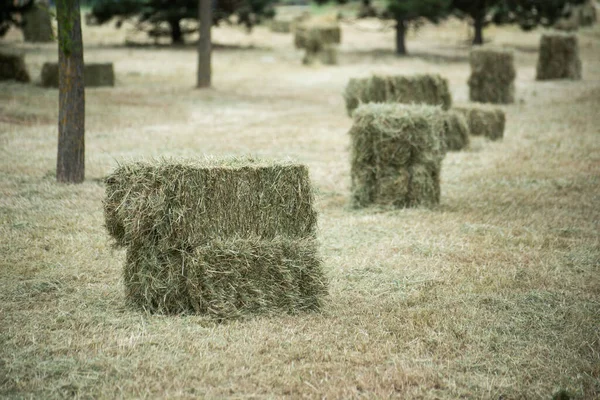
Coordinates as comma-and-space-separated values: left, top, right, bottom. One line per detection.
22, 3, 53, 42
270, 19, 293, 33
344, 74, 452, 116
40, 62, 115, 88
0, 52, 30, 83
454, 106, 505, 141
442, 111, 470, 151
302, 42, 338, 66
349, 103, 446, 208
104, 157, 326, 317
294, 23, 341, 49
555, 0, 597, 30
536, 33, 582, 81
468, 48, 516, 104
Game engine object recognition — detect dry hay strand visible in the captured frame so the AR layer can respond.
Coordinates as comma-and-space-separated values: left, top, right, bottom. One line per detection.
0, 52, 30, 83
454, 105, 505, 141
124, 237, 326, 317
468, 48, 516, 104
442, 111, 470, 151
536, 33, 582, 81
294, 22, 341, 49
22, 3, 53, 42
41, 62, 115, 88
344, 74, 452, 116
349, 103, 446, 209
105, 157, 326, 317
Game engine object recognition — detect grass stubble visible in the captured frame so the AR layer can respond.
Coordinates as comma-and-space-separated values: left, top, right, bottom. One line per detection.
0, 13, 599, 399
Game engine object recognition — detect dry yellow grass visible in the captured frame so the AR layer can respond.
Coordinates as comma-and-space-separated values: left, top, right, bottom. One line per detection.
1, 11, 599, 399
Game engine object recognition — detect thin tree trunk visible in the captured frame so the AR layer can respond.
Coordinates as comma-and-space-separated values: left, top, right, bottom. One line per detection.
169, 18, 184, 44
197, 0, 211, 87
56, 0, 85, 183
395, 18, 407, 55
473, 10, 484, 45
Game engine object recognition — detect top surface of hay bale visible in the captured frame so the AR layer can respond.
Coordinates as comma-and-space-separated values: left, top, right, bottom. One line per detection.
344, 74, 452, 115
104, 157, 317, 249
468, 48, 516, 104
536, 33, 582, 80
0, 52, 30, 83
40, 62, 115, 88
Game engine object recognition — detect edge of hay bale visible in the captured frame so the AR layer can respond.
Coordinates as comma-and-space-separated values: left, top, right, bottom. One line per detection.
468, 48, 516, 104
349, 103, 446, 209
443, 111, 470, 151
344, 74, 453, 116
454, 105, 505, 141
0, 52, 31, 83
536, 32, 582, 81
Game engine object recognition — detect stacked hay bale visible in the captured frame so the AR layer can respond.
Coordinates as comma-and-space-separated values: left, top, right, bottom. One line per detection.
41, 62, 115, 87
536, 33, 582, 80
468, 48, 516, 104
349, 104, 447, 208
0, 53, 30, 83
442, 111, 470, 151
104, 158, 327, 318
22, 2, 53, 42
344, 74, 452, 116
295, 20, 341, 65
454, 106, 505, 141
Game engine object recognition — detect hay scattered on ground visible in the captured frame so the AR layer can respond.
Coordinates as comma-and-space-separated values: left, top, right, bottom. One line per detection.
104, 157, 327, 317
468, 48, 516, 104
536, 33, 582, 81
0, 52, 30, 83
442, 111, 470, 151
454, 105, 505, 141
41, 62, 115, 87
349, 103, 446, 208
344, 74, 452, 116
22, 4, 53, 42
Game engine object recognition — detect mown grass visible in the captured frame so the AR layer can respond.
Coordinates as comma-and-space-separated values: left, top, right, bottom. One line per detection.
1, 11, 599, 399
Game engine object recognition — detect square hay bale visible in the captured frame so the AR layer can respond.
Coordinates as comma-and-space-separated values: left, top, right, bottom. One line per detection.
454, 106, 505, 141
443, 111, 470, 151
294, 23, 341, 49
0, 52, 30, 83
104, 158, 317, 250
22, 4, 53, 42
349, 103, 446, 208
468, 48, 516, 104
124, 237, 326, 317
104, 157, 326, 317
41, 62, 115, 87
344, 74, 452, 116
270, 19, 293, 33
536, 33, 582, 81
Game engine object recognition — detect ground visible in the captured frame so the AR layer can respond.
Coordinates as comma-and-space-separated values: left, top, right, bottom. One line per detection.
0, 8, 599, 399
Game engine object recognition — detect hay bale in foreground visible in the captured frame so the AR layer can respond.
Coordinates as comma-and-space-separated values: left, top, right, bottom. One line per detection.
41, 62, 115, 87
443, 111, 470, 151
349, 104, 446, 208
468, 48, 516, 104
0, 53, 30, 83
22, 4, 53, 42
344, 74, 452, 116
454, 106, 505, 141
104, 157, 326, 317
536, 33, 582, 81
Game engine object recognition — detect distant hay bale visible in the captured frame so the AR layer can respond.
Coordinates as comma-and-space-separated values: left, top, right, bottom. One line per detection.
536, 33, 582, 81
468, 48, 516, 104
103, 158, 327, 317
270, 19, 293, 33
302, 42, 338, 66
442, 111, 470, 151
0, 52, 30, 83
555, 0, 597, 30
22, 4, 53, 42
349, 104, 446, 208
294, 23, 341, 49
454, 106, 505, 141
40, 62, 115, 87
344, 74, 452, 116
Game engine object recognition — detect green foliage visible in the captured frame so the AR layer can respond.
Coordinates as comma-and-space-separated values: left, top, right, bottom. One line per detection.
57, 0, 78, 55
0, 0, 34, 37
386, 0, 452, 23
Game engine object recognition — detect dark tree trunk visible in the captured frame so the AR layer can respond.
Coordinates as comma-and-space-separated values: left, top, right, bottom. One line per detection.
197, 0, 211, 88
169, 18, 184, 44
56, 0, 85, 184
395, 18, 407, 55
473, 9, 484, 45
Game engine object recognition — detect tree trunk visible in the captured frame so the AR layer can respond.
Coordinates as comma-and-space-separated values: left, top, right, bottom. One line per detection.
169, 18, 184, 44
197, 0, 211, 88
473, 10, 484, 45
395, 18, 407, 55
56, 0, 85, 184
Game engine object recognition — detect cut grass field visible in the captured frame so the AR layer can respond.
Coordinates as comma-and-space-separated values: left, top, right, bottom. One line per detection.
1, 11, 599, 399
